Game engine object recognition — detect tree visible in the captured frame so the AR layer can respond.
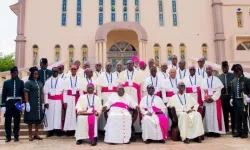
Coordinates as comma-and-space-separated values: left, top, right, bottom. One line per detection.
0, 52, 15, 72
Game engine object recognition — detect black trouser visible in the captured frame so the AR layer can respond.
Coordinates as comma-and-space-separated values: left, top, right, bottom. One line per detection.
234, 101, 248, 135
4, 100, 21, 139
221, 94, 235, 132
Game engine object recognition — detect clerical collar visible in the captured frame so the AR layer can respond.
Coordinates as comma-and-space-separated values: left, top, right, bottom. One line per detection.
223, 72, 228, 75
87, 93, 93, 97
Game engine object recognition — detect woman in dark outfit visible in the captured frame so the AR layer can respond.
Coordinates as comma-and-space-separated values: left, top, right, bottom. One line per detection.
24, 67, 44, 141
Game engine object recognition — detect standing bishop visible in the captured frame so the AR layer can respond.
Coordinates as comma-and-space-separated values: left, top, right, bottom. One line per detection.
201, 65, 225, 137
44, 67, 64, 137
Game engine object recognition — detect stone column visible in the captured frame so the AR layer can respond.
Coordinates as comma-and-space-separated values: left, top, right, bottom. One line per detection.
98, 43, 103, 64
15, 0, 26, 68
139, 41, 143, 60
212, 0, 226, 64
103, 42, 107, 65
144, 42, 147, 61
95, 43, 99, 63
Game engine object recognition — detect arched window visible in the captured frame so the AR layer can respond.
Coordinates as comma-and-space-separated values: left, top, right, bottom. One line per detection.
135, 0, 140, 23
123, 0, 128, 21
172, 0, 178, 26
167, 43, 173, 63
76, 0, 82, 26
62, 0, 67, 26
111, 0, 116, 22
179, 43, 185, 60
68, 45, 74, 67
236, 8, 243, 28
154, 44, 160, 67
202, 43, 208, 60
236, 41, 250, 50
82, 45, 88, 64
55, 45, 61, 62
159, 0, 164, 26
33, 45, 39, 66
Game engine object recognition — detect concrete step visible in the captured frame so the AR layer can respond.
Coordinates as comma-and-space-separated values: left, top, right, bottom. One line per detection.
0, 135, 46, 140
0, 129, 46, 136
0, 123, 30, 129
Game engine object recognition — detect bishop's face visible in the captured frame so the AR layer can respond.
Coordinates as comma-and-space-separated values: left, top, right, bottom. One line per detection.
117, 87, 125, 97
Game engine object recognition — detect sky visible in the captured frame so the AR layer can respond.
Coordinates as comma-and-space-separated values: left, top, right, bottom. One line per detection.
0, 0, 18, 55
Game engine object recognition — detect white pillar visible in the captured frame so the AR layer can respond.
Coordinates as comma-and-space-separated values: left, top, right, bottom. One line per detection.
95, 43, 99, 63
98, 43, 103, 64
139, 42, 143, 60
144, 42, 147, 61
103, 42, 107, 66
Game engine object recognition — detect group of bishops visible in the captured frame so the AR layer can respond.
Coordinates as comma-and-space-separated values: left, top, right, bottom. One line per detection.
1, 56, 250, 145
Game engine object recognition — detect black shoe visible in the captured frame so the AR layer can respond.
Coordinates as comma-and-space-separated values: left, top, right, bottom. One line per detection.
183, 138, 190, 144
76, 140, 82, 145
56, 130, 62, 137
14, 138, 19, 142
159, 140, 165, 144
91, 139, 97, 146
33, 135, 43, 140
205, 132, 213, 137
194, 137, 202, 143
47, 131, 54, 137
213, 133, 221, 138
241, 133, 248, 138
5, 138, 11, 143
232, 132, 241, 138
144, 139, 151, 144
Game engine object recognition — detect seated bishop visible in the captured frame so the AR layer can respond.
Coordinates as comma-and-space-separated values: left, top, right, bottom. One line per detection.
102, 85, 139, 144
75, 83, 102, 146
168, 82, 204, 144
140, 85, 168, 144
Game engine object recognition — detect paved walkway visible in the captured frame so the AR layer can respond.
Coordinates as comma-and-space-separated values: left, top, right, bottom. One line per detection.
0, 134, 250, 150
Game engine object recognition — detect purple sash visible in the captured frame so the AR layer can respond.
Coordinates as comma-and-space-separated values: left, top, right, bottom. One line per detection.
87, 106, 96, 141
145, 106, 168, 140
111, 102, 130, 110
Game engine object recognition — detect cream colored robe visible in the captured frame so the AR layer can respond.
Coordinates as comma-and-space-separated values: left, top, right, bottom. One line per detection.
140, 95, 166, 141
168, 94, 204, 141
75, 94, 102, 141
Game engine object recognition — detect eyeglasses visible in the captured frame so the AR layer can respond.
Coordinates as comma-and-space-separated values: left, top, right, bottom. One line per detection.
189, 69, 195, 71
96, 64, 101, 66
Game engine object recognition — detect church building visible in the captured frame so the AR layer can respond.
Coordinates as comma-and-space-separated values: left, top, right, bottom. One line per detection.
10, 0, 250, 69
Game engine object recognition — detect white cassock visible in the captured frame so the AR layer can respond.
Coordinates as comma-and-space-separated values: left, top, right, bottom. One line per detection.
161, 77, 179, 130
93, 71, 103, 81
196, 67, 207, 78
167, 64, 178, 73
75, 94, 102, 141
119, 69, 142, 132
176, 68, 189, 81
67, 68, 84, 78
112, 71, 121, 81
140, 95, 168, 141
145, 66, 160, 77
157, 71, 169, 84
104, 93, 138, 144
44, 77, 64, 131
59, 73, 67, 80
81, 77, 97, 95
97, 72, 118, 130
201, 75, 226, 134
168, 94, 204, 141
143, 75, 162, 97
183, 75, 203, 106
137, 69, 148, 98
63, 75, 83, 131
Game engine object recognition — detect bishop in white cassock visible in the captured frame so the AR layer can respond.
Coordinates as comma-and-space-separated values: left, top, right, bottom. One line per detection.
103, 85, 138, 144
81, 68, 97, 95
75, 83, 102, 146
167, 82, 204, 144
97, 63, 118, 131
136, 61, 148, 98
157, 63, 169, 84
196, 58, 207, 78
201, 65, 225, 137
63, 65, 83, 134
118, 60, 142, 132
58, 64, 66, 79
183, 65, 203, 112
112, 61, 123, 80
167, 55, 178, 73
176, 60, 189, 81
143, 66, 162, 98
93, 62, 103, 80
140, 85, 168, 144
145, 58, 159, 77
44, 67, 64, 136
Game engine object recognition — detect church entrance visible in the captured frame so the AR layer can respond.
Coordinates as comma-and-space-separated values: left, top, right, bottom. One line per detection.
108, 41, 137, 69
107, 30, 138, 69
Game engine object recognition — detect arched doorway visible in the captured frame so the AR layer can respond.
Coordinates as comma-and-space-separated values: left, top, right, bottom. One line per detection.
108, 41, 137, 68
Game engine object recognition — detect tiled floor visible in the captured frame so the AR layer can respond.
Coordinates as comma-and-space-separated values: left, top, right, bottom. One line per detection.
0, 134, 250, 150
